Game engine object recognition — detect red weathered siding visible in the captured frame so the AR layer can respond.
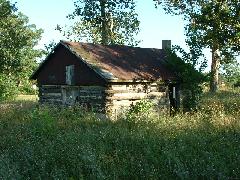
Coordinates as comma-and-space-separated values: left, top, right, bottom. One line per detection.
37, 44, 106, 86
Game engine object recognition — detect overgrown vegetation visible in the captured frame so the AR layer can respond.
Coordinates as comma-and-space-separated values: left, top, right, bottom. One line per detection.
0, 89, 239, 179
0, 0, 43, 100
166, 47, 207, 111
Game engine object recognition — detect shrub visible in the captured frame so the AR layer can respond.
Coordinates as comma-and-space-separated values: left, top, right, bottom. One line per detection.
127, 100, 153, 119
0, 74, 18, 101
18, 80, 37, 95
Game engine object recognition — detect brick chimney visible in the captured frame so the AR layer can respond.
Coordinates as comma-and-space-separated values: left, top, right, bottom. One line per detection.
162, 40, 171, 49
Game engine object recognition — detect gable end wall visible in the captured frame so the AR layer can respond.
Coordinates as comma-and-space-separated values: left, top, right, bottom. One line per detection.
36, 44, 106, 86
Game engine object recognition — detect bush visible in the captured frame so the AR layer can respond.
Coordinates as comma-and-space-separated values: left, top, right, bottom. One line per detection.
0, 74, 18, 101
18, 80, 37, 95
127, 100, 153, 119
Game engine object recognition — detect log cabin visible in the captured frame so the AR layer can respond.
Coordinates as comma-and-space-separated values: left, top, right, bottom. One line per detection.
30, 40, 180, 117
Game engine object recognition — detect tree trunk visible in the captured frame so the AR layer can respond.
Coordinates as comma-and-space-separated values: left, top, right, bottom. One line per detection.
210, 45, 220, 93
100, 0, 108, 45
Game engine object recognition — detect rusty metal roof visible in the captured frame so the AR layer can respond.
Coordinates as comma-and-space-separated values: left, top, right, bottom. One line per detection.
62, 41, 177, 82
31, 41, 178, 82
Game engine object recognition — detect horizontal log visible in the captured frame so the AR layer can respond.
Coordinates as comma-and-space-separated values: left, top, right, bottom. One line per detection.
79, 86, 106, 90
110, 84, 146, 91
40, 85, 61, 88
76, 102, 105, 106
40, 96, 62, 101
39, 88, 62, 93
40, 93, 61, 97
79, 89, 104, 93
105, 88, 166, 94
61, 85, 106, 91
76, 99, 105, 104
77, 97, 104, 100
106, 91, 166, 100
106, 96, 141, 101
40, 99, 62, 102
78, 91, 105, 96
109, 85, 166, 94
107, 96, 148, 101
147, 92, 166, 97
114, 92, 145, 98
105, 89, 143, 94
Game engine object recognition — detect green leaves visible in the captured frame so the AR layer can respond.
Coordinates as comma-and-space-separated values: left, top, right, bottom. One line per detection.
127, 100, 153, 119
165, 47, 207, 111
57, 0, 140, 46
0, 73, 18, 101
155, 0, 240, 92
221, 60, 240, 86
0, 0, 43, 100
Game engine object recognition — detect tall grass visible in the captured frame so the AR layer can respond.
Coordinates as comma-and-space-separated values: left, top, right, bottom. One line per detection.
0, 89, 239, 179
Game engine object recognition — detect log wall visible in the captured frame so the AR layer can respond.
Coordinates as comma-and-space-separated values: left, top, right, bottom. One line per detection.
38, 82, 169, 118
64, 85, 106, 112
39, 85, 107, 112
105, 82, 169, 118
39, 85, 62, 105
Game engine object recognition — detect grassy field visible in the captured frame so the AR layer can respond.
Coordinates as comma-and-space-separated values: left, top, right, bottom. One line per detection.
15, 94, 38, 101
0, 89, 239, 179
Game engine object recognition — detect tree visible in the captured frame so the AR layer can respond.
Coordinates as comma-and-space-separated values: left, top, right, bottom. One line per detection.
56, 0, 140, 45
154, 0, 240, 92
44, 40, 57, 54
0, 0, 43, 99
221, 60, 240, 87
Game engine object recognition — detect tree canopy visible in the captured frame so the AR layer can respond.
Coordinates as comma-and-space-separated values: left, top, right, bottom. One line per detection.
56, 0, 140, 45
0, 0, 43, 100
154, 0, 240, 92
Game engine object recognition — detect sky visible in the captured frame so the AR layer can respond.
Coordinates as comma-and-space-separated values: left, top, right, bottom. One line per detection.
15, 0, 213, 70
16, 0, 186, 49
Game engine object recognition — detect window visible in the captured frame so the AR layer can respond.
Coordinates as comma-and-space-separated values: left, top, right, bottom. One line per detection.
66, 65, 74, 85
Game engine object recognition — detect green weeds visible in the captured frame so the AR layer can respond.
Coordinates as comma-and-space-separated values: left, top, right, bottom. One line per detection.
0, 90, 239, 179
